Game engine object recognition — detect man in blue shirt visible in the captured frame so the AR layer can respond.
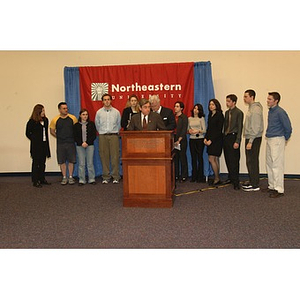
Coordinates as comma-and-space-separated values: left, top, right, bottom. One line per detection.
264, 92, 292, 198
95, 94, 121, 184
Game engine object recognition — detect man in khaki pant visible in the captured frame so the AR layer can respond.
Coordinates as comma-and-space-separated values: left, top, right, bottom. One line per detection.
95, 93, 121, 184
264, 92, 292, 198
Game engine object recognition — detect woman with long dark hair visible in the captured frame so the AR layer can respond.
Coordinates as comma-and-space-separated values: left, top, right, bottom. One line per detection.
204, 99, 224, 185
121, 94, 139, 130
26, 104, 51, 187
174, 101, 188, 182
188, 103, 206, 182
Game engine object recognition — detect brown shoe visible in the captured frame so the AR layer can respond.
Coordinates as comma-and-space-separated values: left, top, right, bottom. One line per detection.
261, 187, 276, 193
269, 191, 284, 198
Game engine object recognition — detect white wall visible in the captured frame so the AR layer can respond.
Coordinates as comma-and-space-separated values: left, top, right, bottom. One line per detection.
0, 51, 298, 174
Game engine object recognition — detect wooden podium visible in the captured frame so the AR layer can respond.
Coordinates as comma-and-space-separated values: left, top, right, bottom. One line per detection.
120, 131, 175, 208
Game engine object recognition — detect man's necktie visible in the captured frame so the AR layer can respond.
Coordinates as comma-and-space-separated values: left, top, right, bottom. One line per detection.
143, 116, 147, 130
225, 110, 231, 135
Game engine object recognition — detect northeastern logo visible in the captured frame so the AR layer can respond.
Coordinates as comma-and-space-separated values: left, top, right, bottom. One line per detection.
91, 82, 182, 101
91, 83, 109, 101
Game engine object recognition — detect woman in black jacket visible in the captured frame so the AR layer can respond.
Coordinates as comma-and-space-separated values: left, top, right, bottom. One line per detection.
26, 104, 51, 187
174, 101, 188, 182
74, 109, 97, 185
121, 94, 139, 130
204, 99, 224, 185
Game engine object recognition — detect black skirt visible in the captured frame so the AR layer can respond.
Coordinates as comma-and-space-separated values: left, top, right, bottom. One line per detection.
206, 138, 223, 157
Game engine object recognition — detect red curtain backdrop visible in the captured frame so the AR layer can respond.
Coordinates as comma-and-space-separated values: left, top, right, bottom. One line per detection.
79, 62, 194, 121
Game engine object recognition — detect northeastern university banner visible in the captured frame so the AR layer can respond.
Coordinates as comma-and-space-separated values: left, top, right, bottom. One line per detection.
64, 61, 215, 177
79, 62, 194, 121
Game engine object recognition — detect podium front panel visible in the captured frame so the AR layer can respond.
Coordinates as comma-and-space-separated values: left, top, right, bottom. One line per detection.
128, 164, 166, 195
126, 137, 166, 155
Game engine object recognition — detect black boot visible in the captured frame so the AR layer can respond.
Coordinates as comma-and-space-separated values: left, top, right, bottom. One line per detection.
33, 182, 42, 188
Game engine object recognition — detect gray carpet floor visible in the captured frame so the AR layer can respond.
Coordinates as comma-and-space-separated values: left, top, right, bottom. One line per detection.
1, 175, 300, 248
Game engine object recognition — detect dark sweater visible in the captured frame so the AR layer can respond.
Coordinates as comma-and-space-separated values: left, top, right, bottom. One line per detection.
73, 121, 97, 146
121, 107, 138, 130
174, 113, 188, 142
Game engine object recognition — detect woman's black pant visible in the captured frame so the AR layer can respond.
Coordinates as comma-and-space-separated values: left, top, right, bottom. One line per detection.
31, 156, 46, 184
189, 138, 204, 181
174, 138, 188, 179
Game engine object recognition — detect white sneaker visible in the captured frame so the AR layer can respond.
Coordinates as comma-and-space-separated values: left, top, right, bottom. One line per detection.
61, 177, 68, 185
102, 179, 109, 184
113, 179, 119, 184
242, 185, 253, 190
242, 186, 260, 192
241, 182, 251, 188
68, 177, 75, 185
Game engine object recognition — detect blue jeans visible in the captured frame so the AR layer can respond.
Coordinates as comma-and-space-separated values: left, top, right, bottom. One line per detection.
76, 145, 95, 183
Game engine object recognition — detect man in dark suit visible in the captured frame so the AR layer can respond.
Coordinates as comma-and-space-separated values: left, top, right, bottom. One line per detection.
149, 95, 176, 130
127, 98, 166, 131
